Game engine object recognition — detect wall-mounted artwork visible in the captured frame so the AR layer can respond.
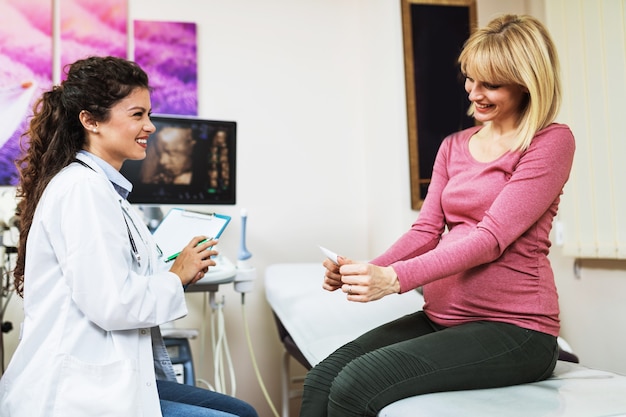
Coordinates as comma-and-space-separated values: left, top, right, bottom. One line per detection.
0, 0, 198, 185
0, 0, 52, 185
60, 0, 127, 75
134, 20, 198, 116
0, 0, 127, 186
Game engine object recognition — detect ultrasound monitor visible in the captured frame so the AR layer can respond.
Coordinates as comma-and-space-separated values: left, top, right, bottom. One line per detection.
120, 115, 236, 206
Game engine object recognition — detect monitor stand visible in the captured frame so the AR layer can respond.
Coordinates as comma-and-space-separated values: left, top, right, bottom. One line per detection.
139, 205, 164, 231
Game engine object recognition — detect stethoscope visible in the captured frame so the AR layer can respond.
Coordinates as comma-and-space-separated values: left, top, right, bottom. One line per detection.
120, 204, 142, 267
119, 200, 161, 272
74, 157, 160, 272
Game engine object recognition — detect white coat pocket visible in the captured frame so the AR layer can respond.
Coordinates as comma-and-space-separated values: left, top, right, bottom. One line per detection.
53, 355, 140, 417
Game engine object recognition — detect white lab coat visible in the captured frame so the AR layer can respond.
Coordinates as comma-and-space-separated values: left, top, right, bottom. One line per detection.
0, 153, 187, 417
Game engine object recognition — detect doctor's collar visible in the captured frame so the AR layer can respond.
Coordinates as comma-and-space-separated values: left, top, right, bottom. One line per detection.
77, 150, 133, 199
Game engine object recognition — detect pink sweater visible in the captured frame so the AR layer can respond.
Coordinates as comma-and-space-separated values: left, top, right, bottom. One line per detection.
371, 123, 575, 336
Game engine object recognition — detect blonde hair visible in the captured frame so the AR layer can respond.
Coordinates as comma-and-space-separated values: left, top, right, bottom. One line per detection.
459, 14, 561, 151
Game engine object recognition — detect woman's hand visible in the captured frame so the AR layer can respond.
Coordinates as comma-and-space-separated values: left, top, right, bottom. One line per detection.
169, 236, 218, 286
322, 255, 350, 291
338, 263, 400, 302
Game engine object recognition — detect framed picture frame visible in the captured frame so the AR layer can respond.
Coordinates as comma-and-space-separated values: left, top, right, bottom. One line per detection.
400, 0, 477, 209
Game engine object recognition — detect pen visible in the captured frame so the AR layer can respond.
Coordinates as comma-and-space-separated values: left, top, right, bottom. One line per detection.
165, 238, 213, 262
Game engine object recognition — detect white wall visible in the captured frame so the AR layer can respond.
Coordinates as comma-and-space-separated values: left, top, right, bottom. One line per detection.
3, 1, 626, 416
130, 1, 377, 415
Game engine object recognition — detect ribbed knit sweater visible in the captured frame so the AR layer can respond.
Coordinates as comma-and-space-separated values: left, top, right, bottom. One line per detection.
371, 123, 575, 336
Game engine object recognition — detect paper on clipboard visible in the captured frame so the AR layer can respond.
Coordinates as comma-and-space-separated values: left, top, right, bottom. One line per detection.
152, 208, 231, 261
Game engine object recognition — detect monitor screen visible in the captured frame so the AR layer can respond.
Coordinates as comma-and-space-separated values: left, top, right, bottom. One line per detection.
120, 115, 236, 205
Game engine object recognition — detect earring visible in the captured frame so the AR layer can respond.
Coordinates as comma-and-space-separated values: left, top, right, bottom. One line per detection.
92, 128, 97, 133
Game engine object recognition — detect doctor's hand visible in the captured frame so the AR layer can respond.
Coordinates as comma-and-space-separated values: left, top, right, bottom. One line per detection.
322, 255, 352, 292
169, 236, 218, 287
338, 263, 400, 302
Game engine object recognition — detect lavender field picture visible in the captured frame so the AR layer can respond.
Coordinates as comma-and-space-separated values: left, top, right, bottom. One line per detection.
134, 20, 198, 116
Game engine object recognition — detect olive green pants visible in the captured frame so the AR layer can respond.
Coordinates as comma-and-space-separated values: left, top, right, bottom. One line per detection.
299, 311, 558, 417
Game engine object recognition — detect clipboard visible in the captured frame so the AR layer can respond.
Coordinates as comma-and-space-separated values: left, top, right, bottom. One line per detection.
152, 208, 231, 262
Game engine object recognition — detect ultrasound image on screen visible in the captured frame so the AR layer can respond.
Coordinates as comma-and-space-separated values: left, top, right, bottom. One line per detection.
120, 115, 236, 205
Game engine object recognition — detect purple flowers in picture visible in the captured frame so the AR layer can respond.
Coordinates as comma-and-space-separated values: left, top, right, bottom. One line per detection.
60, 0, 127, 73
0, 0, 127, 185
134, 21, 198, 116
0, 0, 52, 185
0, 0, 198, 185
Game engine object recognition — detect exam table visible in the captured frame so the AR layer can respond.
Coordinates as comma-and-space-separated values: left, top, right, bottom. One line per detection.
265, 263, 626, 417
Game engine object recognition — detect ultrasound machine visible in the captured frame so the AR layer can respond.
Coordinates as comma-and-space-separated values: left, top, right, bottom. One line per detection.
121, 115, 254, 390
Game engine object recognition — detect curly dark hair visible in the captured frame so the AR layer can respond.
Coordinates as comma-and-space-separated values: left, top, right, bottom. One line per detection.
13, 56, 150, 297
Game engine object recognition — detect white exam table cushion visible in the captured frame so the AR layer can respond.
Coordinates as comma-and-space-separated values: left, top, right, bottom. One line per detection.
380, 360, 626, 416
265, 263, 424, 366
265, 263, 626, 417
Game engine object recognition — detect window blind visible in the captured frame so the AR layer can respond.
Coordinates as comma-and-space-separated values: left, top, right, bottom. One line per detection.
547, 0, 626, 259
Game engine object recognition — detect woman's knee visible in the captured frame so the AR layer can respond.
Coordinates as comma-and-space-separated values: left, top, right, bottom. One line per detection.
304, 342, 365, 392
327, 357, 383, 416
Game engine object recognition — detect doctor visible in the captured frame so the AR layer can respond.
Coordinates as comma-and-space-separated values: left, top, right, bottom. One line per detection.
0, 56, 257, 417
